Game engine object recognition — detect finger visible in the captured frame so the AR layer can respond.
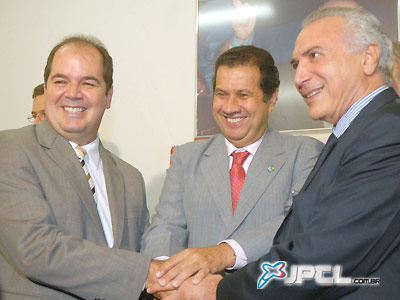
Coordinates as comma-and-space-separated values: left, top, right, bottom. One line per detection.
146, 281, 175, 294
191, 268, 210, 285
170, 262, 208, 288
159, 252, 202, 286
157, 251, 191, 278
160, 261, 198, 287
154, 290, 177, 300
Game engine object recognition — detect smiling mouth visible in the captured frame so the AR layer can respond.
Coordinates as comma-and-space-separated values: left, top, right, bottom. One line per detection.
226, 117, 245, 123
63, 106, 85, 113
305, 88, 323, 99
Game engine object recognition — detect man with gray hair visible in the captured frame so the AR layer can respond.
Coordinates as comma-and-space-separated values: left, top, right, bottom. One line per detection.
163, 6, 400, 300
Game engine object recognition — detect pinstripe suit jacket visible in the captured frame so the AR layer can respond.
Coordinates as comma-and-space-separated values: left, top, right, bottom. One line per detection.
141, 130, 323, 263
0, 120, 151, 299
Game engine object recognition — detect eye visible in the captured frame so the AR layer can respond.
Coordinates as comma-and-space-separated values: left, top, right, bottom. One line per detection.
290, 60, 299, 70
83, 82, 96, 87
310, 52, 320, 59
54, 80, 66, 85
215, 91, 227, 98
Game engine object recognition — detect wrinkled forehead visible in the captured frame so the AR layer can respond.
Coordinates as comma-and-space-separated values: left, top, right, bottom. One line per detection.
294, 16, 347, 53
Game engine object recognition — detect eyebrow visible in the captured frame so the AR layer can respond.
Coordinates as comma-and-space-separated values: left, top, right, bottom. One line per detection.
50, 74, 102, 85
82, 76, 101, 85
290, 46, 324, 66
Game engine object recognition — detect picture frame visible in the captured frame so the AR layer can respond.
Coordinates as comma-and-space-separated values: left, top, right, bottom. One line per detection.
196, 0, 398, 140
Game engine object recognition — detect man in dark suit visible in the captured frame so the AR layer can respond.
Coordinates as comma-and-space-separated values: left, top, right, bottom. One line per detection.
162, 6, 400, 300
0, 35, 152, 299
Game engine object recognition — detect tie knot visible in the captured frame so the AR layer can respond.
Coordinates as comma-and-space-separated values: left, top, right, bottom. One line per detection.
232, 150, 250, 166
74, 146, 87, 160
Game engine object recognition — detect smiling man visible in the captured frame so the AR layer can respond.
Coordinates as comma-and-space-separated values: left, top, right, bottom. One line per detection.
0, 35, 151, 299
142, 45, 323, 296
164, 6, 400, 300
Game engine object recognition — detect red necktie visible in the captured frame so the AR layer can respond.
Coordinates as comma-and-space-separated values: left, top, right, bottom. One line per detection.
230, 150, 250, 215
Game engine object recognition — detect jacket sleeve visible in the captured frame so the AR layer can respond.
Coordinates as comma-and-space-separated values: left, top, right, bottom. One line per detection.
0, 131, 151, 300
141, 145, 190, 257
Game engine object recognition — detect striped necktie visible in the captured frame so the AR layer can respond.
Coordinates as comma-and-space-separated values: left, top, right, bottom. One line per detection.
74, 146, 97, 204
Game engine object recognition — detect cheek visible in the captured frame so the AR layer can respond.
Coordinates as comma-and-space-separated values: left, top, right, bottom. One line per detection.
47, 89, 64, 103
212, 98, 223, 112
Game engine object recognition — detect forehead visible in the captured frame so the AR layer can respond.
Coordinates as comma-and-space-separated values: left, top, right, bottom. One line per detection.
51, 43, 104, 73
294, 16, 347, 55
216, 64, 261, 84
32, 95, 45, 110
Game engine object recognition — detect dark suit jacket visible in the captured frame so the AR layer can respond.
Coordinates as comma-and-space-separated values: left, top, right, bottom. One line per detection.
0, 120, 151, 299
217, 88, 400, 299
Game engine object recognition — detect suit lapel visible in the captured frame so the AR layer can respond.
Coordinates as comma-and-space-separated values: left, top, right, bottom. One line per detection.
302, 133, 337, 190
225, 130, 287, 236
200, 135, 233, 228
302, 87, 398, 191
100, 144, 125, 248
36, 120, 105, 238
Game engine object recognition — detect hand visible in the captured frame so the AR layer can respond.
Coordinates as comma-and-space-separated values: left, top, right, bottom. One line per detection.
154, 290, 177, 299
155, 243, 235, 289
146, 260, 176, 294
163, 274, 222, 300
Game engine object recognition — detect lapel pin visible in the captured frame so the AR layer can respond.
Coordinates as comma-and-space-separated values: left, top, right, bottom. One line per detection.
267, 166, 275, 172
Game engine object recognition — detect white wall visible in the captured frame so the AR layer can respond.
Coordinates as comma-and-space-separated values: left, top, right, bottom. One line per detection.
0, 0, 197, 215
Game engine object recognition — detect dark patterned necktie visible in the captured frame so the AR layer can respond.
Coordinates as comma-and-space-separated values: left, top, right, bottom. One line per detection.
74, 146, 97, 204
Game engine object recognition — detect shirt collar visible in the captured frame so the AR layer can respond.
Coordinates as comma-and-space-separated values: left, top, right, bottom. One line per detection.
333, 86, 388, 138
225, 130, 266, 157
69, 136, 101, 170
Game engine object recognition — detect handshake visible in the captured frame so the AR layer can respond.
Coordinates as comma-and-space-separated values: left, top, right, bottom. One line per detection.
143, 243, 235, 300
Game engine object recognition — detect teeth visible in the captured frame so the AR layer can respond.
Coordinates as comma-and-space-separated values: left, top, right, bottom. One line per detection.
306, 89, 322, 98
227, 117, 244, 123
64, 107, 84, 113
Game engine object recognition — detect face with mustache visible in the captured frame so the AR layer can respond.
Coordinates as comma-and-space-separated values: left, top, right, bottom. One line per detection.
213, 64, 277, 148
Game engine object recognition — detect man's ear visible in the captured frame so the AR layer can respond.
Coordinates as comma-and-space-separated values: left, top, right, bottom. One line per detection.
362, 42, 380, 76
268, 89, 279, 113
106, 85, 113, 109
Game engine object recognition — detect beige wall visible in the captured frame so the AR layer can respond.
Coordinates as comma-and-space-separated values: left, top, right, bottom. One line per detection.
0, 0, 197, 215
2, 1, 398, 215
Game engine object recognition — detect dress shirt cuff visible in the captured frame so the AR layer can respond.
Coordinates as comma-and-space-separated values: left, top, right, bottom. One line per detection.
155, 256, 169, 261
218, 239, 247, 270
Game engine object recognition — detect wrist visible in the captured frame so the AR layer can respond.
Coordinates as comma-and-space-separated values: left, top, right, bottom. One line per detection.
219, 242, 236, 268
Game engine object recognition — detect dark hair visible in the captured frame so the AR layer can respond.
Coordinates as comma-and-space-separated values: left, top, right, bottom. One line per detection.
212, 45, 280, 102
43, 35, 113, 94
32, 83, 44, 99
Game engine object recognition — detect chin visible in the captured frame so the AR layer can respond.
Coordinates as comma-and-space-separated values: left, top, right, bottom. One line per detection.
308, 108, 323, 121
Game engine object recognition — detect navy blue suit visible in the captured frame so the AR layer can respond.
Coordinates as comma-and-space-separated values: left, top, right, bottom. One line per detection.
217, 88, 400, 299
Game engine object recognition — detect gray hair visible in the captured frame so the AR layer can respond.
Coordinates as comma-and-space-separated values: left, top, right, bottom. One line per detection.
303, 7, 393, 85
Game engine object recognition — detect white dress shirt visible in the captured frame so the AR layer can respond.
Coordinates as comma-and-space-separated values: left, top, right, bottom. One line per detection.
70, 138, 114, 248
220, 133, 265, 270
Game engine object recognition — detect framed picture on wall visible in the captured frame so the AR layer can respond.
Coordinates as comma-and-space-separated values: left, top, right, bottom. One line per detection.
196, 0, 398, 138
